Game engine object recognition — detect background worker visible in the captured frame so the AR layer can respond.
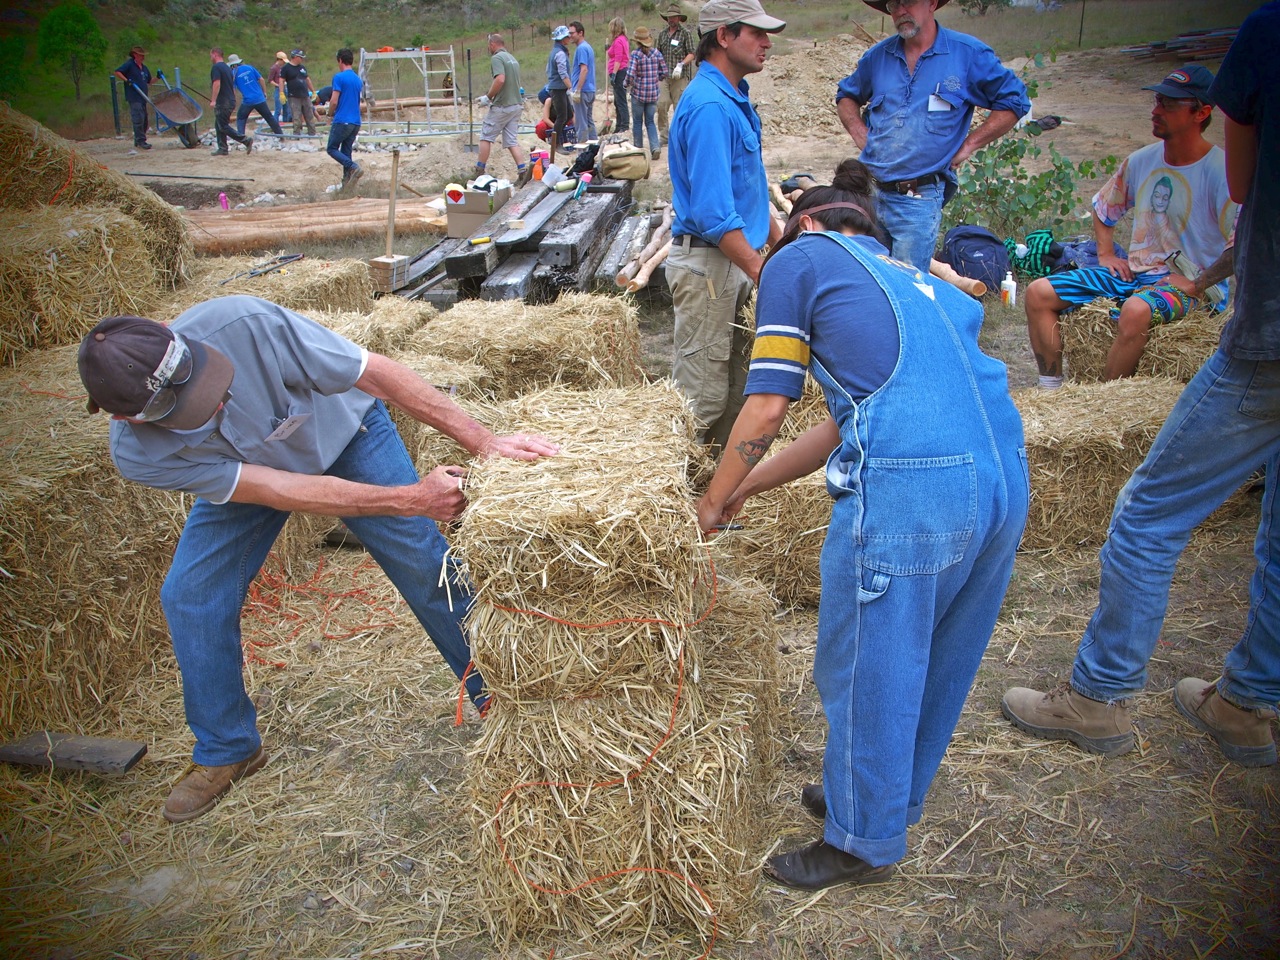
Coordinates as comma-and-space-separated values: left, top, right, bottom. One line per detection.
268, 50, 291, 125
209, 47, 253, 156
114, 45, 154, 149
282, 49, 318, 136
666, 0, 785, 452
655, 2, 696, 150
606, 16, 630, 133
625, 27, 663, 158
568, 21, 598, 142
327, 48, 364, 189
228, 54, 283, 138
474, 33, 527, 180
1023, 65, 1236, 387
1002, 5, 1280, 770
834, 0, 1029, 270
545, 26, 574, 153
76, 295, 559, 823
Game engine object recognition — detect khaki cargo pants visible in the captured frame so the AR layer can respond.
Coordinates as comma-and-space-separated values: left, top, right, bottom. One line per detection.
668, 239, 754, 453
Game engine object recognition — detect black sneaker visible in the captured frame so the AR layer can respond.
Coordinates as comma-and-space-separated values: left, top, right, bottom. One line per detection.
345, 164, 363, 189
136, 142, 152, 150
210, 148, 229, 156
244, 137, 254, 155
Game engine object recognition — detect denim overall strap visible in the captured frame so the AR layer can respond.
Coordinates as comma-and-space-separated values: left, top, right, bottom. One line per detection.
801, 232, 1029, 866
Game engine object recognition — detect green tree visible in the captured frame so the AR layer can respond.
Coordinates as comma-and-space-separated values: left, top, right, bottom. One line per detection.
37, 2, 108, 100
0, 36, 27, 100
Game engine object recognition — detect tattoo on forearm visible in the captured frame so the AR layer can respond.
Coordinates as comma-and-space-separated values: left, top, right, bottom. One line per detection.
1197, 245, 1235, 292
736, 433, 775, 467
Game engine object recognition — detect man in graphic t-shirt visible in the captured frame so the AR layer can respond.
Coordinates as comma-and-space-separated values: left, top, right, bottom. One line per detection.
1025, 65, 1238, 386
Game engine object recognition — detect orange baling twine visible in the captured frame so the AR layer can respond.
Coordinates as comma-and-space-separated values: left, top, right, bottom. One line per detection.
473, 553, 723, 959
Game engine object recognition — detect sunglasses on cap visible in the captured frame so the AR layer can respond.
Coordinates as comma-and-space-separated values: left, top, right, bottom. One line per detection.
134, 333, 194, 423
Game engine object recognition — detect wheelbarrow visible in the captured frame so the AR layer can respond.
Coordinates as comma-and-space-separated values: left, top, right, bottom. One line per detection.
133, 73, 203, 149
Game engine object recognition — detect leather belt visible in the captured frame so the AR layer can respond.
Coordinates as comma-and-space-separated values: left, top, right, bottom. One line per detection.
676, 234, 716, 248
878, 172, 942, 195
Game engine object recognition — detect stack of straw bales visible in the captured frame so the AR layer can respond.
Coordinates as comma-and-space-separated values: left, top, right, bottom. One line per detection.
151, 255, 375, 321
0, 205, 161, 363
1062, 297, 1226, 384
458, 383, 780, 954
0, 103, 190, 288
0, 346, 188, 739
1015, 378, 1187, 549
412, 292, 644, 400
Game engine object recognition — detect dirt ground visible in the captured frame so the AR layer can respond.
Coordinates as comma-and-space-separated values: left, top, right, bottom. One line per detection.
4, 40, 1277, 960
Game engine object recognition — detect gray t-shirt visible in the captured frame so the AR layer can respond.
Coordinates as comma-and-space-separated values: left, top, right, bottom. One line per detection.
109, 295, 373, 504
491, 48, 522, 108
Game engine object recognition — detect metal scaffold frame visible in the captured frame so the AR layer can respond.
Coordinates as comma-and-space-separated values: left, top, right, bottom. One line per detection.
357, 47, 461, 130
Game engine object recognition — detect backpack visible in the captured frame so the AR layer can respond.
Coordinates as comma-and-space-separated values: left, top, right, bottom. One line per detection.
1052, 235, 1128, 274
941, 225, 1010, 293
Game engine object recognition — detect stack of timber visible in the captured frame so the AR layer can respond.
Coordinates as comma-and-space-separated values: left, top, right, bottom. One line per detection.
1121, 28, 1237, 62
389, 178, 638, 306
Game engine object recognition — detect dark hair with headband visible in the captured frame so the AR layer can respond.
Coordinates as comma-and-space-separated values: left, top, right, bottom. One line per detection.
767, 159, 881, 264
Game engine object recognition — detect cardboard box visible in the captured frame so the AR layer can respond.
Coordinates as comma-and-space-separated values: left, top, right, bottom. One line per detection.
446, 186, 513, 239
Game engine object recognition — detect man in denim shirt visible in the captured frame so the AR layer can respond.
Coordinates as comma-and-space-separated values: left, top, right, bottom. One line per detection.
667, 0, 784, 454
77, 296, 558, 822
835, 0, 1028, 270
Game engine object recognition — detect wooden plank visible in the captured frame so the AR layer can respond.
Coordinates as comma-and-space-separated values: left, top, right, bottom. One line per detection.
480, 252, 542, 301
495, 191, 574, 252
442, 181, 550, 279
593, 215, 643, 292
539, 188, 630, 267
402, 236, 469, 287
0, 732, 147, 775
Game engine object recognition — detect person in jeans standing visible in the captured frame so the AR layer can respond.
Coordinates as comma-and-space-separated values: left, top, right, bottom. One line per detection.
624, 27, 663, 159
113, 46, 153, 149
1002, 3, 1280, 769
545, 26, 574, 153
209, 47, 253, 156
606, 17, 630, 133
76, 295, 559, 823
282, 49, 317, 136
268, 51, 291, 125
568, 20, 597, 142
327, 48, 364, 189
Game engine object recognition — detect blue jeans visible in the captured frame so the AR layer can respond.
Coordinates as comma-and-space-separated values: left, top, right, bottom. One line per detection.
578, 91, 596, 141
237, 100, 283, 137
327, 122, 360, 173
631, 97, 657, 153
1072, 349, 1280, 711
160, 402, 483, 766
873, 181, 944, 272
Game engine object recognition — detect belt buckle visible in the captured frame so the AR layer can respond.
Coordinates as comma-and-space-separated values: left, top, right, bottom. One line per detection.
895, 178, 916, 195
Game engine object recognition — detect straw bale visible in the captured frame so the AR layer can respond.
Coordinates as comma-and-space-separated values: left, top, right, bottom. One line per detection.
0, 346, 186, 738
457, 383, 705, 682
150, 255, 374, 320
0, 103, 190, 287
383, 349, 495, 467
1062, 297, 1226, 384
307, 296, 437, 356
411, 292, 644, 400
468, 577, 780, 951
711, 468, 830, 608
0, 205, 160, 364
1015, 378, 1186, 549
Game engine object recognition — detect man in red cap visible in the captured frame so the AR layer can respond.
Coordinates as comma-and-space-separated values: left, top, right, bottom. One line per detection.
79, 296, 558, 823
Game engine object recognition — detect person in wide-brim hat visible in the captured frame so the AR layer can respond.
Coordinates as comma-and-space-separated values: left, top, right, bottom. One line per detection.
660, 2, 687, 21
862, 0, 949, 11
633, 25, 656, 48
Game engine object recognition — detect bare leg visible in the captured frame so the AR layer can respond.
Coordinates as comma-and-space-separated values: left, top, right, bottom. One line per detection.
1103, 297, 1155, 380
1025, 277, 1072, 378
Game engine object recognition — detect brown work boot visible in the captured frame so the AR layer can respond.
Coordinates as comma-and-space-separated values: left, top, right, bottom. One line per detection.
163, 746, 269, 823
1173, 678, 1277, 767
1002, 682, 1134, 757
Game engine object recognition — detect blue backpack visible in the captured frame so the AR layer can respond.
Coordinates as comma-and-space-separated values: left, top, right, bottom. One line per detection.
941, 225, 1010, 293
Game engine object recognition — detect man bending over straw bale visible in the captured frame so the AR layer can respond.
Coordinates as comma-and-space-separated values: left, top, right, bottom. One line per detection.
77, 295, 559, 822
1004, 8, 1280, 768
1025, 64, 1237, 387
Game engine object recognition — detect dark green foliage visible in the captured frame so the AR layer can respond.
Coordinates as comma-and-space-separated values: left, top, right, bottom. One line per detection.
37, 2, 109, 100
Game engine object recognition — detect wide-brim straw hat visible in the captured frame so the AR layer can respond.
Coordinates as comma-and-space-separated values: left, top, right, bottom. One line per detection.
661, 3, 688, 21
633, 26, 656, 48
863, 0, 949, 11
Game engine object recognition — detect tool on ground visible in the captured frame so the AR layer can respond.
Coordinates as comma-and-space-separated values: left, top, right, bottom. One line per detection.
218, 252, 305, 284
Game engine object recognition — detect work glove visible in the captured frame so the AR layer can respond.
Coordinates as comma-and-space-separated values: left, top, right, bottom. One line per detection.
476, 94, 491, 107
672, 63, 683, 79
570, 89, 582, 103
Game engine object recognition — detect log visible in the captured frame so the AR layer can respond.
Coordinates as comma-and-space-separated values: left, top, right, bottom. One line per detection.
481, 252, 541, 300
769, 182, 793, 215
538, 190, 627, 267
929, 258, 987, 298
626, 239, 671, 293
614, 214, 655, 287
594, 215, 644, 292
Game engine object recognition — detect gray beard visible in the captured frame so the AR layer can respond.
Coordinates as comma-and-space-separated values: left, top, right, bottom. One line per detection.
896, 19, 921, 39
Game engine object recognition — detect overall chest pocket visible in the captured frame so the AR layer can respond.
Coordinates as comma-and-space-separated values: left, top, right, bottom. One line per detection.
859, 454, 976, 575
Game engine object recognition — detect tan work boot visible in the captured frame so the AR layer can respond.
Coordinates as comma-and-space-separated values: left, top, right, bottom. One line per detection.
1002, 683, 1134, 757
1173, 678, 1277, 767
163, 746, 269, 823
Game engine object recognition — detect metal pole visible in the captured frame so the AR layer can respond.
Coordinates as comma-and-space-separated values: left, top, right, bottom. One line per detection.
110, 75, 121, 136
1078, 0, 1086, 48
465, 48, 476, 152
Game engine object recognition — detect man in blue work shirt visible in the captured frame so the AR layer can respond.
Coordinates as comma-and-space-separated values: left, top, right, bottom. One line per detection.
114, 46, 154, 149
227, 54, 283, 138
328, 48, 365, 189
77, 296, 558, 823
568, 20, 597, 142
835, 0, 1029, 271
667, 0, 784, 453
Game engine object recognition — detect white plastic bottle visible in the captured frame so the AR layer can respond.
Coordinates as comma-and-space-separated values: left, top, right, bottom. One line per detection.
1000, 271, 1017, 308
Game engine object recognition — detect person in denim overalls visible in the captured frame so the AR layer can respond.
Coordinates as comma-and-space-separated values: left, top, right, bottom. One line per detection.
698, 159, 1029, 890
